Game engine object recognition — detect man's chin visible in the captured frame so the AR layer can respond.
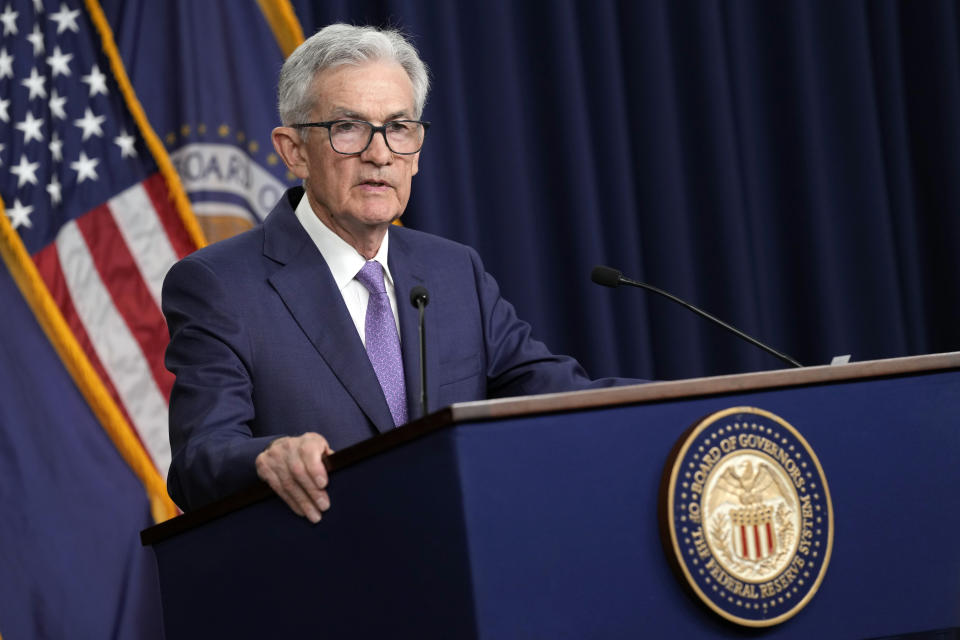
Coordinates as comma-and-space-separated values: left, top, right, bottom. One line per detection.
340, 196, 406, 227
356, 210, 403, 227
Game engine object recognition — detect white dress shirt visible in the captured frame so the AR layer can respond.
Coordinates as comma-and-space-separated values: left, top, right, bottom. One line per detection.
294, 195, 401, 346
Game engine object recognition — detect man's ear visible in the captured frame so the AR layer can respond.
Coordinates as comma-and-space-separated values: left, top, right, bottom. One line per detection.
272, 127, 310, 180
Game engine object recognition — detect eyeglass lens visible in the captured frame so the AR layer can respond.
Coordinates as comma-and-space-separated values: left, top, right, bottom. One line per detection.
329, 121, 425, 154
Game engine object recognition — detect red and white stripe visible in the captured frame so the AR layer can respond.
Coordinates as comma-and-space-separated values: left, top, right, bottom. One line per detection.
32, 173, 195, 477
734, 522, 776, 561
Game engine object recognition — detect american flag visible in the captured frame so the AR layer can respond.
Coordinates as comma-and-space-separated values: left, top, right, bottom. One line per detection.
0, 0, 200, 500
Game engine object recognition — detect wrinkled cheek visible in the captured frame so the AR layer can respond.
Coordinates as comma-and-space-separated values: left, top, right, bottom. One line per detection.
395, 187, 411, 210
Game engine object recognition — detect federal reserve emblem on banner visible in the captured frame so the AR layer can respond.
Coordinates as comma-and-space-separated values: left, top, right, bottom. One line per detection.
661, 407, 833, 627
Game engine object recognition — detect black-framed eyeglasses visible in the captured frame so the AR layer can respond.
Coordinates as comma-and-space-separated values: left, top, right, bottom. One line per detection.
292, 119, 430, 155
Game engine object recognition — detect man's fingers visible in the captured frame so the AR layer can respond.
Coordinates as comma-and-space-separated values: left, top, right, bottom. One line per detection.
316, 490, 330, 512
299, 435, 331, 489
256, 463, 311, 519
277, 472, 323, 523
286, 454, 329, 515
255, 433, 332, 523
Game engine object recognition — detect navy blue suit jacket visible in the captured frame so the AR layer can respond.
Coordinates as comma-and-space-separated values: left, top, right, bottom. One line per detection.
163, 188, 621, 509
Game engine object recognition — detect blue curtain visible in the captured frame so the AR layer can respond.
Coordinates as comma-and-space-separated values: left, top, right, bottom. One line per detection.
292, 0, 960, 380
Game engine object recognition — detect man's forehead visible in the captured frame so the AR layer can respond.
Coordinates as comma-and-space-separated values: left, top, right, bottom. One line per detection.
310, 62, 415, 119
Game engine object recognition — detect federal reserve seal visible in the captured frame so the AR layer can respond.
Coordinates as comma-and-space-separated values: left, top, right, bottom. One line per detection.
661, 407, 833, 627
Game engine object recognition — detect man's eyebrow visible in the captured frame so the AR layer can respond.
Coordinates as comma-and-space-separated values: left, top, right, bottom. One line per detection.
326, 107, 413, 121
328, 107, 363, 119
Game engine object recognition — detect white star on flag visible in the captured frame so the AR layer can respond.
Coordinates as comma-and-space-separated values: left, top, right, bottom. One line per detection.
21, 66, 47, 100
46, 173, 62, 205
27, 22, 43, 55
70, 150, 99, 183
114, 130, 137, 158
74, 106, 105, 140
46, 46, 73, 77
49, 2, 79, 35
0, 97, 9, 123
81, 64, 108, 97
0, 47, 11, 79
49, 130, 63, 161
15, 111, 44, 143
6, 198, 33, 229
48, 89, 67, 120
10, 155, 40, 187
0, 5, 18, 37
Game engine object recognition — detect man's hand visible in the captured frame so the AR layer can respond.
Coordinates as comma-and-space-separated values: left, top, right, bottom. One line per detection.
255, 433, 333, 523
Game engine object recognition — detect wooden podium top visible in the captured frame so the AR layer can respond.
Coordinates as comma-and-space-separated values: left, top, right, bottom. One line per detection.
141, 351, 960, 545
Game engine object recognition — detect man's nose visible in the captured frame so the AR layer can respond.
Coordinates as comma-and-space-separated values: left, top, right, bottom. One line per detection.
361, 128, 393, 165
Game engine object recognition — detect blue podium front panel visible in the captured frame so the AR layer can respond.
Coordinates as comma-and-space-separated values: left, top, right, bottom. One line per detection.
153, 432, 479, 639
447, 369, 959, 639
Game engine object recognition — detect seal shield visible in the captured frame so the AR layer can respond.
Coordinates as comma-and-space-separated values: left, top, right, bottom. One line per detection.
662, 407, 833, 627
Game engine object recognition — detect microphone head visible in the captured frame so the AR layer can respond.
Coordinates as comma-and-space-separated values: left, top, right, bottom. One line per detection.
591, 265, 623, 288
409, 285, 430, 308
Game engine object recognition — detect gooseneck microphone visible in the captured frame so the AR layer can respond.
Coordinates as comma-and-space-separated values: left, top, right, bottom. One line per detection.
409, 286, 430, 417
591, 265, 802, 368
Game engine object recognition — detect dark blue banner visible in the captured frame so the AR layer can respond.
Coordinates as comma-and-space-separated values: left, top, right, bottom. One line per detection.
0, 261, 162, 639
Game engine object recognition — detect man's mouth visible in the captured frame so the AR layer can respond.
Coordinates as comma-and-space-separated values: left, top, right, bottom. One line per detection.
359, 179, 390, 189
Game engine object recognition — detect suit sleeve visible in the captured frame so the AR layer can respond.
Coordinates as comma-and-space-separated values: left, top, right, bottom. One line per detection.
162, 256, 277, 510
468, 248, 628, 397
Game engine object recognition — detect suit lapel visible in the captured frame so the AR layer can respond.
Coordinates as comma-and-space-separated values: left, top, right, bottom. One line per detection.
390, 227, 439, 421
263, 193, 396, 434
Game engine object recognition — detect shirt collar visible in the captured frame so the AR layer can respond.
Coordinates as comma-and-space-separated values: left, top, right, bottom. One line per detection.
294, 192, 393, 291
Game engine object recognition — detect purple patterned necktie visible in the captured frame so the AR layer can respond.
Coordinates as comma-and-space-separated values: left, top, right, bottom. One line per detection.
355, 261, 407, 426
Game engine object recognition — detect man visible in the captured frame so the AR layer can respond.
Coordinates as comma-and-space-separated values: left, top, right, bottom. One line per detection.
162, 24, 624, 521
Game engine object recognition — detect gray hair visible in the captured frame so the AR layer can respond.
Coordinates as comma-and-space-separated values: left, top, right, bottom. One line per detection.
277, 24, 430, 128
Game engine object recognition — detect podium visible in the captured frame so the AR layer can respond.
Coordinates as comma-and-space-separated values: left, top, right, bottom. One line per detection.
142, 353, 960, 639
